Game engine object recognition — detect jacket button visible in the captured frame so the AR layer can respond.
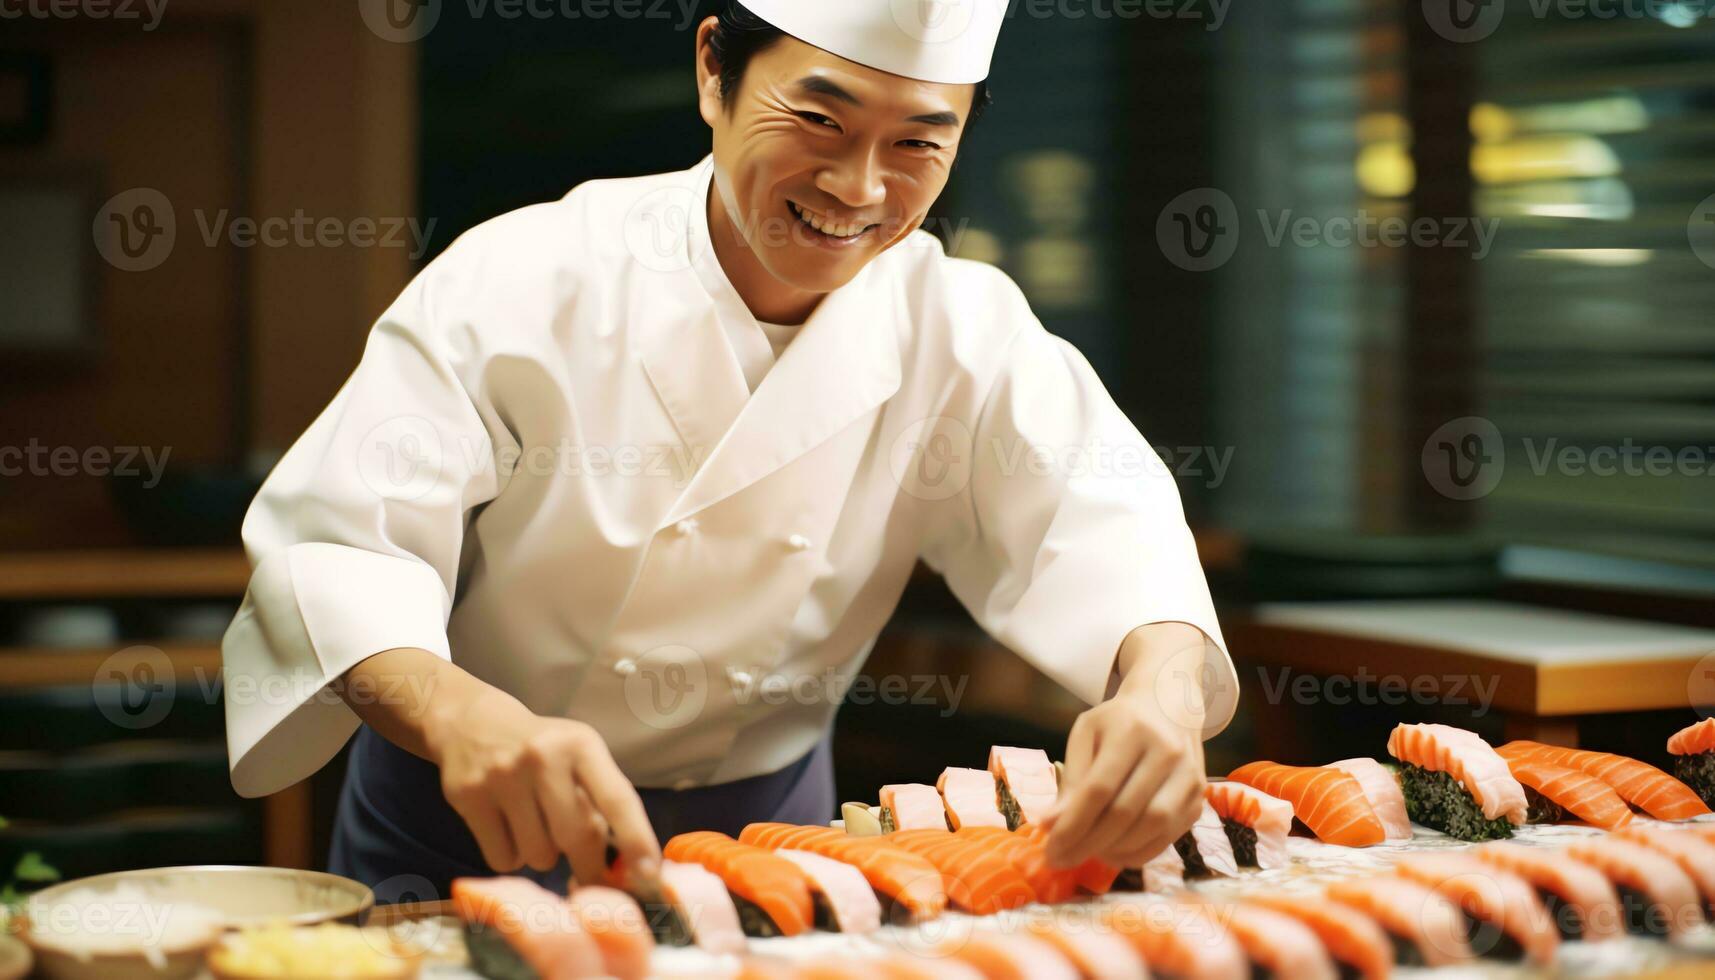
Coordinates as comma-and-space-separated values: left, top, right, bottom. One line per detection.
673, 778, 697, 791
675, 518, 699, 536
612, 658, 638, 676
787, 533, 812, 551
728, 669, 754, 688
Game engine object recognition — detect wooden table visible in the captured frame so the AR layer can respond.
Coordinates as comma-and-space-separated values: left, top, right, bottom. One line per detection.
1228, 598, 1715, 748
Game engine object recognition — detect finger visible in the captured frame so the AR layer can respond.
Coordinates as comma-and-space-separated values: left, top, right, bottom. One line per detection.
1102, 771, 1204, 869
537, 761, 595, 871
575, 742, 662, 875
448, 792, 518, 872
1046, 722, 1138, 866
565, 786, 613, 887
498, 783, 559, 872
1073, 746, 1175, 863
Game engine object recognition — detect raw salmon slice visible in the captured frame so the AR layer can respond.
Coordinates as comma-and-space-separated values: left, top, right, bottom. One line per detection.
450, 876, 606, 980
1246, 892, 1395, 980
663, 831, 814, 937
1205, 780, 1294, 869
566, 886, 653, 980
990, 745, 1059, 829
944, 933, 1080, 980
1391, 852, 1559, 964
1208, 900, 1337, 980
1140, 841, 1185, 893
1325, 875, 1475, 967
1564, 837, 1705, 939
654, 860, 746, 954
1612, 825, 1715, 917
1472, 842, 1624, 942
956, 826, 1078, 904
887, 830, 1036, 913
1328, 758, 1413, 840
1025, 918, 1149, 980
880, 783, 949, 831
1387, 724, 1527, 827
741, 823, 948, 921
775, 849, 883, 934
1667, 717, 1715, 755
1101, 898, 1249, 980
938, 767, 1009, 830
1228, 761, 1386, 847
1504, 757, 1633, 830
1498, 741, 1710, 821
1176, 798, 1239, 877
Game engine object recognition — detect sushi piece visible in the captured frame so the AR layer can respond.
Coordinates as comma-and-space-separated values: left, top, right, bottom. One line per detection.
1386, 724, 1525, 840
1025, 919, 1149, 980
1327, 758, 1412, 841
565, 886, 653, 980
450, 877, 605, 980
1102, 898, 1249, 980
739, 823, 948, 921
662, 831, 814, 937
1666, 718, 1715, 808
1245, 892, 1394, 980
1498, 740, 1711, 821
1228, 761, 1386, 847
884, 828, 1036, 913
1564, 837, 1705, 939
626, 859, 748, 954
1391, 852, 1559, 964
879, 783, 949, 832
1204, 780, 1293, 870
1325, 875, 1475, 967
774, 849, 883, 934
1472, 842, 1624, 942
938, 767, 1010, 830
876, 956, 989, 980
959, 826, 1078, 904
944, 933, 1080, 980
1502, 758, 1633, 830
1612, 825, 1715, 918
1174, 799, 1239, 877
1216, 901, 1339, 980
990, 746, 1059, 829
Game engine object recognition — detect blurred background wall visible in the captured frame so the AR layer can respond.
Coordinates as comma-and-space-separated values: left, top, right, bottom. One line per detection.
1, 0, 1712, 882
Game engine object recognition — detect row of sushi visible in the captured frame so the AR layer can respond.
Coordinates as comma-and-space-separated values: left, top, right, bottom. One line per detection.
451, 820, 1715, 980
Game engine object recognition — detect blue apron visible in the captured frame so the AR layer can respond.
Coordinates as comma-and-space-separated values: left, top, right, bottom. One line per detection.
328, 725, 836, 904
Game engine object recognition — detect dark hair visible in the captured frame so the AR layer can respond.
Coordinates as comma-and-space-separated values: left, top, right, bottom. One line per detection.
705, 1, 993, 128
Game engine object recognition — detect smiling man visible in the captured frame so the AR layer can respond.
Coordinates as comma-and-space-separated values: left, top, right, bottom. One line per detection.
222, 0, 1238, 899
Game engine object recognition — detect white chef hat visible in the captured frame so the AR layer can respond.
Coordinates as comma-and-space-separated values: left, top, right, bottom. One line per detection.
737, 0, 1006, 85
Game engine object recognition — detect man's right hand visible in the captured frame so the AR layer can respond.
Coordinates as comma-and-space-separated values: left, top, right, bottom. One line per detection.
338, 648, 661, 885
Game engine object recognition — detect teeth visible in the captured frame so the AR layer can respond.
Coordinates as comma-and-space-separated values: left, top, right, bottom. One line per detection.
792, 202, 868, 239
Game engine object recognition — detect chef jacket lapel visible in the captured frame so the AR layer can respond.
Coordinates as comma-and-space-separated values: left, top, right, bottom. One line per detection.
647, 157, 902, 529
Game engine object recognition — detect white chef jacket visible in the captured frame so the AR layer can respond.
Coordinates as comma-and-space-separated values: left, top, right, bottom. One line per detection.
221, 155, 1237, 799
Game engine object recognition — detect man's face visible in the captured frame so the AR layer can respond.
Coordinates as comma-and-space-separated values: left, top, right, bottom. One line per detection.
697, 31, 975, 295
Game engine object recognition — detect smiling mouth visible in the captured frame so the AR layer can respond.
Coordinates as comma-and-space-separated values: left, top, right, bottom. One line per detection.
787, 200, 879, 242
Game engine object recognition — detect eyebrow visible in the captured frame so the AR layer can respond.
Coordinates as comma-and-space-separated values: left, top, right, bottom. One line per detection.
792, 76, 963, 128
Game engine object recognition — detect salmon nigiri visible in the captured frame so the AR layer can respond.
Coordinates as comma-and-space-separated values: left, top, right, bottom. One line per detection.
740, 823, 948, 921
1473, 842, 1624, 942
566, 886, 654, 980
880, 783, 949, 831
1564, 837, 1705, 939
944, 933, 1080, 980
990, 745, 1059, 829
1174, 798, 1239, 877
663, 831, 814, 937
1391, 852, 1559, 965
1228, 761, 1386, 847
1205, 780, 1294, 870
1666, 718, 1715, 808
1025, 918, 1148, 980
1215, 901, 1338, 980
1503, 757, 1633, 830
1327, 758, 1413, 840
886, 829, 1035, 913
1325, 875, 1474, 967
775, 849, 883, 934
451, 877, 606, 980
1387, 724, 1525, 840
1245, 892, 1395, 980
1498, 740, 1710, 821
1102, 898, 1249, 980
959, 825, 1078, 904
1612, 825, 1715, 918
938, 767, 1009, 830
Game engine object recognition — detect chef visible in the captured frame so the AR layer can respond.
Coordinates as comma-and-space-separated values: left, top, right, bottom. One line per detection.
222, 0, 1239, 901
